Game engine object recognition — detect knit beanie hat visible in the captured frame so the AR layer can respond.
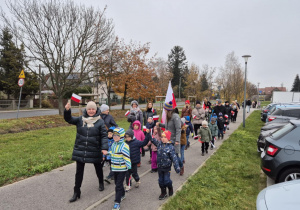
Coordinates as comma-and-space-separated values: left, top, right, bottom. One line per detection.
219, 112, 223, 116
131, 100, 139, 107
185, 116, 190, 122
86, 101, 97, 110
162, 130, 172, 141
196, 101, 201, 105
185, 100, 190, 104
113, 127, 125, 137
125, 129, 134, 139
217, 99, 222, 104
108, 126, 115, 133
163, 101, 173, 111
202, 120, 208, 126
100, 104, 109, 112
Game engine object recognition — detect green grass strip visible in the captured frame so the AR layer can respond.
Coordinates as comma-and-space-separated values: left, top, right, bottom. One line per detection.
162, 111, 266, 210
0, 118, 130, 187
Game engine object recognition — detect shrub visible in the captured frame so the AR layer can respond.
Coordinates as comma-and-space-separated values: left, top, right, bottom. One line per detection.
41, 100, 53, 108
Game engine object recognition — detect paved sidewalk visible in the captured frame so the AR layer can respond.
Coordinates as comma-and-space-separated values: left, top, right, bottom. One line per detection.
0, 109, 255, 210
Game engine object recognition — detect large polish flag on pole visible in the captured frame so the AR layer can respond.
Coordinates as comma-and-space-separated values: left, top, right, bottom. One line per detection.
161, 81, 177, 124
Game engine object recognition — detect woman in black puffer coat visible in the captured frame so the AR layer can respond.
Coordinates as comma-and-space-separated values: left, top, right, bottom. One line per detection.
64, 101, 108, 203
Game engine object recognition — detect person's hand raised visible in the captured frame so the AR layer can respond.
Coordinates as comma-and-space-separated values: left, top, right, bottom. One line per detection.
65, 102, 71, 111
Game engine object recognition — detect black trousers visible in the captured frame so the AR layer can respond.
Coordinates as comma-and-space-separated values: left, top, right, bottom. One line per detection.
125, 163, 140, 186
194, 124, 201, 136
74, 161, 103, 192
114, 171, 126, 203
201, 142, 209, 153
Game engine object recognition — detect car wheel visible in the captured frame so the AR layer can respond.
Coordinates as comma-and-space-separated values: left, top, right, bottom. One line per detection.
277, 168, 300, 183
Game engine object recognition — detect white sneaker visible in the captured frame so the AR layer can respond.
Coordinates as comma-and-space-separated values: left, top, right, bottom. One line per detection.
125, 185, 131, 192
135, 181, 141, 188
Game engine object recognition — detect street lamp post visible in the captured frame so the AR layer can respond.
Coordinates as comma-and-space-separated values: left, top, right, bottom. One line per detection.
242, 55, 251, 128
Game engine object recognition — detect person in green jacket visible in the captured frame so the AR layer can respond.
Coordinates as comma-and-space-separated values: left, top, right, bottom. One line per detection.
208, 118, 218, 150
197, 120, 212, 156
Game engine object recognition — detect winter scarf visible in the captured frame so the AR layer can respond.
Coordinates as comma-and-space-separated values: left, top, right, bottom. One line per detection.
82, 115, 101, 127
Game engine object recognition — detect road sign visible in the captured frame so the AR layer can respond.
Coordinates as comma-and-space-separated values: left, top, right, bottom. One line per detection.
19, 70, 25, 78
259, 90, 262, 94
18, 78, 25, 87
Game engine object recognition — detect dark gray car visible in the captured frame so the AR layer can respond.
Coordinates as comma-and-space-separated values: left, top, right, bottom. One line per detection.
261, 120, 300, 183
267, 107, 300, 123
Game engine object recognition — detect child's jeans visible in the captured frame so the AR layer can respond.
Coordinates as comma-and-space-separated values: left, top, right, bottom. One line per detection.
125, 163, 139, 186
218, 129, 224, 138
186, 134, 190, 147
211, 136, 215, 148
180, 144, 185, 162
114, 171, 126, 203
158, 170, 172, 188
151, 151, 157, 169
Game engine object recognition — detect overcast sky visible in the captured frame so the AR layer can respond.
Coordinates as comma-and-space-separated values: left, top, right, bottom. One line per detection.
2, 0, 300, 90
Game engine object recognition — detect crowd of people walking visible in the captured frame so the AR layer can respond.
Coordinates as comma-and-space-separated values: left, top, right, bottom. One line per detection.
64, 98, 246, 210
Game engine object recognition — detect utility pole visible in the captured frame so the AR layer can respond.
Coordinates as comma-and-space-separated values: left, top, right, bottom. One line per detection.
257, 82, 260, 108
39, 64, 42, 108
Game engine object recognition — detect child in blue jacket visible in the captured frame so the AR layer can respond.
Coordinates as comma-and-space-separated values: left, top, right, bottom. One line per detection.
184, 116, 194, 149
150, 130, 180, 200
104, 127, 115, 184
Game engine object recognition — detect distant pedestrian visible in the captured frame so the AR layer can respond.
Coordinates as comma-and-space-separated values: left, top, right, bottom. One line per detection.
213, 99, 226, 117
208, 118, 218, 150
181, 100, 192, 119
246, 99, 252, 113
197, 120, 212, 156
100, 104, 118, 129
149, 130, 180, 200
231, 101, 239, 123
147, 126, 161, 173
184, 116, 194, 149
180, 118, 188, 163
127, 100, 143, 130
192, 101, 206, 137
132, 120, 145, 166
143, 101, 157, 126
203, 98, 212, 110
217, 113, 225, 140
64, 101, 108, 203
224, 101, 232, 130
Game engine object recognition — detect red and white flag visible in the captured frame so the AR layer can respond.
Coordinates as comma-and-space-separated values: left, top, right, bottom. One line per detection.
161, 81, 177, 125
71, 93, 82, 103
152, 108, 155, 113
192, 114, 197, 119
143, 126, 147, 132
153, 115, 159, 121
125, 110, 130, 116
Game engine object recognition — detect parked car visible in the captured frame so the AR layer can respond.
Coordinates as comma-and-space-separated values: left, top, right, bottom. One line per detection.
257, 128, 280, 152
267, 106, 300, 123
261, 120, 300, 183
266, 104, 300, 122
261, 103, 275, 122
257, 179, 300, 210
261, 122, 288, 131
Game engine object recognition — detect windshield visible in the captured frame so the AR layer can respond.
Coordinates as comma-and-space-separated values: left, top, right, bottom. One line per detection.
272, 109, 283, 116
271, 123, 295, 140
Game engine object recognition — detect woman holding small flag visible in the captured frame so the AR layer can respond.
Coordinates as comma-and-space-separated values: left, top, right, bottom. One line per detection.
192, 101, 206, 137
64, 101, 108, 203
143, 101, 158, 126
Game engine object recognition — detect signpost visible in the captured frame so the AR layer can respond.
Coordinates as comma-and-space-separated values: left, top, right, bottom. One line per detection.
17, 70, 25, 119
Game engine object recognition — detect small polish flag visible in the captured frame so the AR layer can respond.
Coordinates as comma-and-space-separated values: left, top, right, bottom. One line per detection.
71, 93, 82, 103
125, 110, 130, 116
153, 115, 159, 121
152, 108, 155, 113
192, 114, 197, 119
210, 141, 216, 148
198, 137, 203, 143
194, 135, 198, 140
143, 126, 147, 132
224, 114, 228, 119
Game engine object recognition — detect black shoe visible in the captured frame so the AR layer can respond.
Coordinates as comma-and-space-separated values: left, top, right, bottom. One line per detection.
151, 169, 158, 173
104, 177, 112, 184
69, 191, 81, 202
159, 187, 167, 200
206, 150, 208, 154
99, 183, 104, 191
201, 152, 204, 156
168, 185, 174, 196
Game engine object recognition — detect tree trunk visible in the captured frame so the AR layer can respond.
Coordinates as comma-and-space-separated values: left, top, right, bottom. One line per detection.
58, 96, 64, 116
122, 83, 127, 110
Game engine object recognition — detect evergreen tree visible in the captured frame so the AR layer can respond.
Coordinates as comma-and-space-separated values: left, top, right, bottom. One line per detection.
167, 46, 188, 97
0, 27, 38, 99
200, 73, 209, 91
291, 74, 300, 92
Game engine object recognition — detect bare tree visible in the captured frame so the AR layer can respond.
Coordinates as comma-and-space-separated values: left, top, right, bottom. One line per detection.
1, 0, 114, 114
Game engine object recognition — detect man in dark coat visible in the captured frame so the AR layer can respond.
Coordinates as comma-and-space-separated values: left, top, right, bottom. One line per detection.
100, 104, 118, 129
213, 99, 226, 117
64, 101, 108, 202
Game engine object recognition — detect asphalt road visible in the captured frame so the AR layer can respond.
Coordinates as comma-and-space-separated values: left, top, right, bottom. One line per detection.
0, 109, 254, 210
0, 102, 185, 119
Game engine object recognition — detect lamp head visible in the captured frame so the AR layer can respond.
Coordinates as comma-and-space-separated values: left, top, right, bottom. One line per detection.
242, 55, 251, 63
